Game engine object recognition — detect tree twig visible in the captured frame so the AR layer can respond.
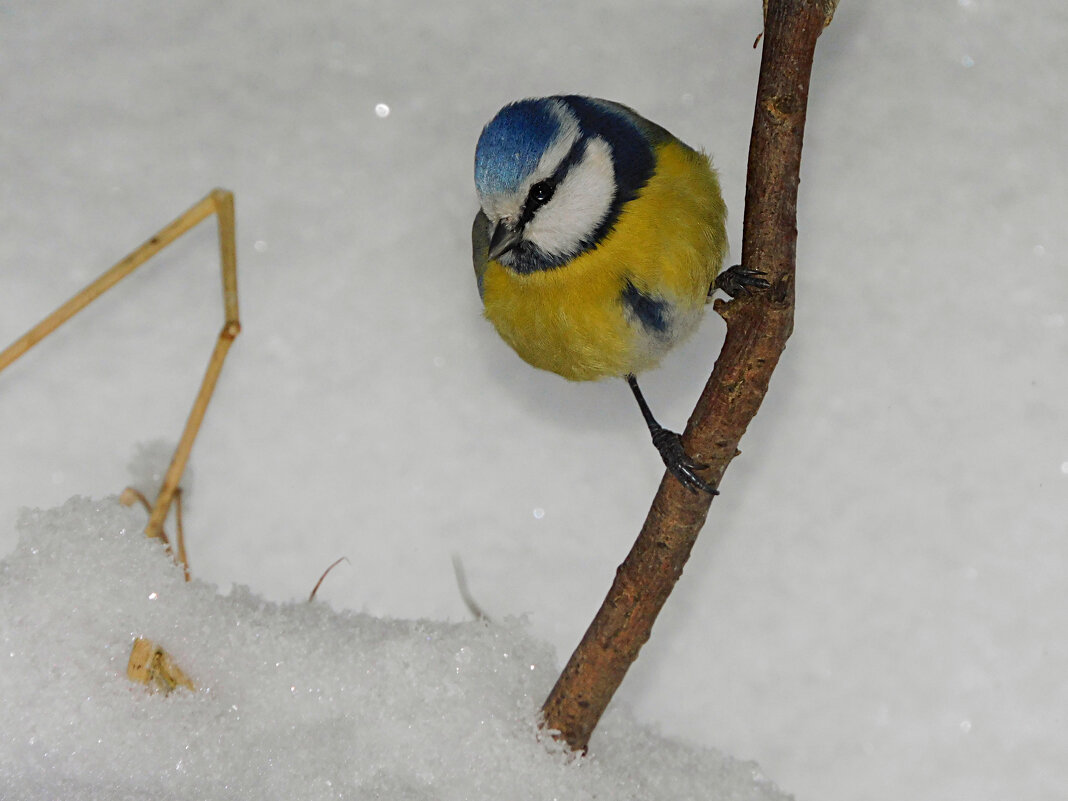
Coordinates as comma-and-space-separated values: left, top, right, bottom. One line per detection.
540, 0, 833, 751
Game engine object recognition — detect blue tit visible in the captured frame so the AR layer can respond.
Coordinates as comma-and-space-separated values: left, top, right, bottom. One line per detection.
472, 95, 764, 493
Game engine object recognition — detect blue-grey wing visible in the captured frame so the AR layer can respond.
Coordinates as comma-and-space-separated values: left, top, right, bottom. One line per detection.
471, 209, 491, 301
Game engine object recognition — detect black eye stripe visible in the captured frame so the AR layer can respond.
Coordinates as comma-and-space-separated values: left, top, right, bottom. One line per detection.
518, 137, 588, 227
517, 182, 552, 227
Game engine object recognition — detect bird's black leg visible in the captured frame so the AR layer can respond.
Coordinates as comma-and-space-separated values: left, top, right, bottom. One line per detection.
710, 264, 771, 298
625, 374, 717, 495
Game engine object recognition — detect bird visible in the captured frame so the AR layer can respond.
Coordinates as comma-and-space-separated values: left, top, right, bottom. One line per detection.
471, 95, 766, 494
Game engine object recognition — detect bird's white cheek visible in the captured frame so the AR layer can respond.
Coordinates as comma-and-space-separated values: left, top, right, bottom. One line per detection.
526, 138, 616, 258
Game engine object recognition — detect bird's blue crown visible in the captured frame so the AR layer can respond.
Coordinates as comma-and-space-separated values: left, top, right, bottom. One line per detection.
474, 99, 561, 198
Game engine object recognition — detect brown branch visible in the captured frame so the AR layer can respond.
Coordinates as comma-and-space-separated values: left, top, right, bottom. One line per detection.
540, 0, 832, 751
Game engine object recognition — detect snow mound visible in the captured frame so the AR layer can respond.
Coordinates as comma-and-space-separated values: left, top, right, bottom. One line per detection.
0, 497, 789, 801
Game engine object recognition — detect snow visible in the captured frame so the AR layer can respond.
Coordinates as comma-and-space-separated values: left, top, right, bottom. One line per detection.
2, 497, 786, 800
1, 1, 1066, 800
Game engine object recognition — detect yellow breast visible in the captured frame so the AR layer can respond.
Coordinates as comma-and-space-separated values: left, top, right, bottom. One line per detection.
481, 141, 727, 381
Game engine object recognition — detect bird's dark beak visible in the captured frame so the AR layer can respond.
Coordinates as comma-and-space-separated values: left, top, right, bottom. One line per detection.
487, 220, 523, 261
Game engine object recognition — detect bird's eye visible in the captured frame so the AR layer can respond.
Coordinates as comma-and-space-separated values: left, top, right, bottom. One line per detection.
528, 180, 556, 208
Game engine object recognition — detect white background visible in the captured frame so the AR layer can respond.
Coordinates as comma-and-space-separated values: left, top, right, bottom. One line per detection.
2, 2, 1066, 799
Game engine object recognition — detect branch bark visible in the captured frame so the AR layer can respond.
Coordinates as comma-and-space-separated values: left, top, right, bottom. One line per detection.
541, 0, 832, 751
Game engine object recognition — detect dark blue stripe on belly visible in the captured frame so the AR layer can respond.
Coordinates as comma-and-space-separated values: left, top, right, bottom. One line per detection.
621, 280, 670, 334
